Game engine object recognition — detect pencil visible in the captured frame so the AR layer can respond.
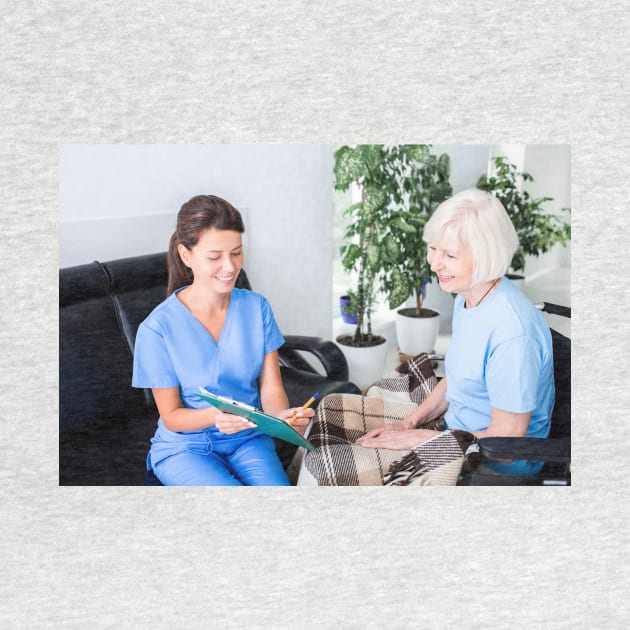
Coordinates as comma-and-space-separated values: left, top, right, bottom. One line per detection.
287, 392, 320, 425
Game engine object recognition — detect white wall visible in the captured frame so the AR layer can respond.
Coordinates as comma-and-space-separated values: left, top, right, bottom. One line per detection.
59, 144, 334, 338
433, 144, 491, 193
522, 144, 571, 274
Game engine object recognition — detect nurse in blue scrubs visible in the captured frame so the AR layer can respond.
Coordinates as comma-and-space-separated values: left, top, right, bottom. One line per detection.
132, 194, 314, 485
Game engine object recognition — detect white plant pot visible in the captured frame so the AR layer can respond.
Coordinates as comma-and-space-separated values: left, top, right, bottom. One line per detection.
336, 337, 388, 392
395, 308, 440, 356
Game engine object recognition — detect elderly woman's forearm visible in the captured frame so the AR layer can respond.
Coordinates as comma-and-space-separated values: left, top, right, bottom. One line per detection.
405, 378, 449, 428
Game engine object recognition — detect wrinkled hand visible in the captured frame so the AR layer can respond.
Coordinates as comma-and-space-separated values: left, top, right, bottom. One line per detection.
356, 428, 437, 451
357, 420, 407, 443
277, 407, 316, 436
214, 410, 256, 434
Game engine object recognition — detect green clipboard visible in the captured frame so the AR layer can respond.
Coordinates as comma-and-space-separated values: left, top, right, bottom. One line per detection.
196, 387, 317, 452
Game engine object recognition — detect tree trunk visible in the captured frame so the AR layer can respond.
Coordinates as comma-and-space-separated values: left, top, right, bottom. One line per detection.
415, 286, 423, 316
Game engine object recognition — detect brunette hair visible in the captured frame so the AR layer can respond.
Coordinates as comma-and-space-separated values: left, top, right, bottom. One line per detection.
423, 189, 518, 285
166, 195, 245, 295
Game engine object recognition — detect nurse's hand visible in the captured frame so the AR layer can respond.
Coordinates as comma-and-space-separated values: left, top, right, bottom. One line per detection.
277, 407, 315, 435
214, 410, 256, 434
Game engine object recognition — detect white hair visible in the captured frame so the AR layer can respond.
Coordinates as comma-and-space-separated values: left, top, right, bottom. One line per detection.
423, 189, 519, 285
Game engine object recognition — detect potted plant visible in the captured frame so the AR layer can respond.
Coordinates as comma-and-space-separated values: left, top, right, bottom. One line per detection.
333, 145, 393, 389
376, 147, 453, 357
476, 156, 571, 284
333, 144, 452, 386
339, 290, 358, 324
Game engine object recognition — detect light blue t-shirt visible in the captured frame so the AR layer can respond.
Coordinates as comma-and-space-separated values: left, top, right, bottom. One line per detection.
132, 286, 284, 422
444, 277, 555, 474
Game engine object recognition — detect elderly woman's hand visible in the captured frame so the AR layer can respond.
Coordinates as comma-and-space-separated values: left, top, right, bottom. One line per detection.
356, 421, 406, 443
277, 407, 315, 435
356, 428, 437, 451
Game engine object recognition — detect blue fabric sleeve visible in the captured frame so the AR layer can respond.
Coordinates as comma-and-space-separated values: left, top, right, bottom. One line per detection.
132, 322, 180, 389
261, 296, 285, 355
485, 335, 541, 413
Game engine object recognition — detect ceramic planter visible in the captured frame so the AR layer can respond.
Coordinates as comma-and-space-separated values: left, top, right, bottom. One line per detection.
339, 295, 358, 324
395, 307, 440, 356
336, 335, 388, 392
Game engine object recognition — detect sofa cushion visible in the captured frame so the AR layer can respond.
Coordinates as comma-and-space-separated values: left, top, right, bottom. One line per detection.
59, 261, 155, 485
59, 262, 148, 433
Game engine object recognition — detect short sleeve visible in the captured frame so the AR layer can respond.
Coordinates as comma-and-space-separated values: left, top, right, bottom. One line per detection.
485, 335, 541, 413
132, 322, 180, 389
261, 297, 285, 355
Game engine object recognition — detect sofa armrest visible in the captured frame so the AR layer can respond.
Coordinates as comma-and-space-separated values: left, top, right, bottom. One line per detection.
478, 436, 570, 463
278, 335, 349, 382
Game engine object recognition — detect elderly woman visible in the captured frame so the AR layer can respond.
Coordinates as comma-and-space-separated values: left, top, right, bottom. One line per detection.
302, 189, 554, 483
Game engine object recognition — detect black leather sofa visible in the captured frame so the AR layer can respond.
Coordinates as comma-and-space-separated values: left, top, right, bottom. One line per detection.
59, 252, 360, 485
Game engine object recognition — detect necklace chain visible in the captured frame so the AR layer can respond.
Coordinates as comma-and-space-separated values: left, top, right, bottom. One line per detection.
470, 278, 499, 308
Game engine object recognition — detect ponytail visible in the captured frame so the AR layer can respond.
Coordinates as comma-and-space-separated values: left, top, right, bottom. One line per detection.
166, 231, 192, 296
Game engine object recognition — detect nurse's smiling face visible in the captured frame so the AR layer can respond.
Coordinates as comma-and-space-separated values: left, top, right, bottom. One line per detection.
179, 228, 243, 294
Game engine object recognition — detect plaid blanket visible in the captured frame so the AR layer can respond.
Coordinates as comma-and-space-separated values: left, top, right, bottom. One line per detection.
366, 351, 439, 404
383, 430, 480, 486
299, 353, 477, 486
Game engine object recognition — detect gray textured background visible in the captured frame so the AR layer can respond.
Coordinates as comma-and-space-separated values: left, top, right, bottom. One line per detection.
2, 1, 628, 628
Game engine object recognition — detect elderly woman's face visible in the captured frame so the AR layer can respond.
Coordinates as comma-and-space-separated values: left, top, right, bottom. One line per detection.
427, 232, 474, 294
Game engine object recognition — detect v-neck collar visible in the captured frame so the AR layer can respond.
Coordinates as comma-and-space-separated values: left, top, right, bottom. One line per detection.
173, 286, 234, 346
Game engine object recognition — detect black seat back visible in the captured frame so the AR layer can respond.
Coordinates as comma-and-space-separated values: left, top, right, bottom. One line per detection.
59, 261, 148, 432
548, 329, 571, 440
59, 261, 153, 484
101, 251, 251, 358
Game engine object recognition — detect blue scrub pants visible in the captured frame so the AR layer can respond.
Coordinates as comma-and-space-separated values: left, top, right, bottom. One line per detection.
152, 430, 290, 486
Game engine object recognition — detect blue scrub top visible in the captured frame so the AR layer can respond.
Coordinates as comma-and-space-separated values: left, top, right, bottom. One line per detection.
132, 287, 285, 412
444, 277, 555, 475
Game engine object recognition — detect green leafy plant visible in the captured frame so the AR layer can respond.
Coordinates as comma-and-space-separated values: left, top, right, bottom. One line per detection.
334, 144, 452, 345
477, 156, 571, 273
380, 148, 452, 315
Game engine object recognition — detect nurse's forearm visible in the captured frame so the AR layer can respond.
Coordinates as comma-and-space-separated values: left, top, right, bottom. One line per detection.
260, 388, 290, 418
152, 387, 249, 432
258, 351, 290, 417
160, 405, 220, 432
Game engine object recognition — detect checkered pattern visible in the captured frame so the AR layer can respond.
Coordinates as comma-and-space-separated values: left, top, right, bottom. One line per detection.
301, 353, 476, 486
